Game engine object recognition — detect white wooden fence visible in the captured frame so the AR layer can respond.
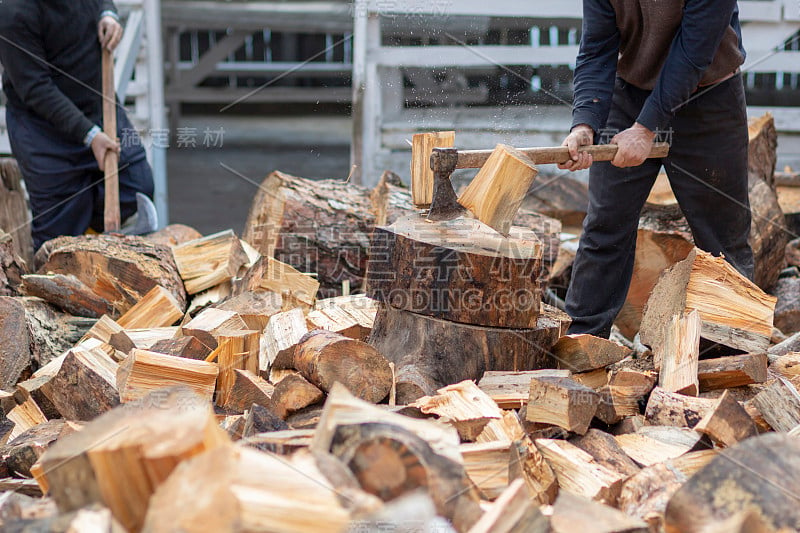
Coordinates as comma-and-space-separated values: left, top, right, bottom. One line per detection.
351, 0, 800, 186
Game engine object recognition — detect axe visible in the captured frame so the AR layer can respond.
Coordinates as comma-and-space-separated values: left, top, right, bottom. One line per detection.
427, 142, 671, 222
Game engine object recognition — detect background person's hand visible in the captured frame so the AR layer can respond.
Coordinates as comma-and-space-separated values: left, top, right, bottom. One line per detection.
610, 123, 656, 168
98, 16, 123, 51
557, 124, 594, 171
91, 132, 121, 171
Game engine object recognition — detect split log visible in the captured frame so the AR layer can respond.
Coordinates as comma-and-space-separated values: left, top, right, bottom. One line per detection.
534, 438, 626, 505
218, 369, 275, 414
369, 304, 562, 404
213, 290, 283, 331
613, 434, 692, 467
22, 274, 116, 318
116, 349, 219, 404
658, 310, 701, 395
186, 281, 231, 315
508, 438, 559, 505
551, 334, 630, 373
260, 308, 308, 376
241, 171, 414, 297
0, 158, 34, 264
748, 113, 778, 188
476, 409, 525, 445
0, 230, 26, 297
572, 369, 610, 390
527, 376, 600, 435
172, 230, 248, 295
778, 184, 800, 238
306, 294, 378, 341
410, 131, 455, 207
0, 409, 15, 446
0, 297, 33, 389
636, 425, 708, 451
610, 415, 645, 435
34, 234, 186, 317
644, 387, 715, 428
39, 387, 229, 532
180, 308, 247, 350
468, 478, 550, 533
366, 214, 543, 328
143, 223, 203, 247
82, 315, 133, 354
695, 390, 758, 447
116, 285, 184, 329
1, 419, 70, 477
270, 372, 324, 419
596, 368, 657, 425
245, 429, 314, 455
664, 433, 800, 533
773, 277, 800, 334
149, 336, 210, 360
124, 327, 179, 351
617, 461, 689, 532
770, 352, 800, 384
411, 380, 502, 442
570, 429, 641, 477
294, 330, 392, 403
458, 144, 538, 235
241, 403, 289, 436
234, 255, 319, 310
5, 395, 46, 443
752, 377, 800, 432
550, 492, 648, 533
460, 441, 511, 500
312, 384, 482, 532
522, 173, 589, 230
212, 330, 260, 407
478, 369, 571, 409
696, 352, 768, 391
640, 248, 776, 354
144, 446, 351, 533
0, 491, 57, 524
43, 345, 119, 421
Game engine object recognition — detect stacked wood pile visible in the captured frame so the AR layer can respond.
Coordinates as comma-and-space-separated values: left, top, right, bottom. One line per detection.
0, 117, 798, 532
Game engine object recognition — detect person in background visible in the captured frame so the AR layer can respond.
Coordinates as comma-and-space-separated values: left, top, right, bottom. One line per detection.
0, 0, 154, 251
558, 0, 754, 338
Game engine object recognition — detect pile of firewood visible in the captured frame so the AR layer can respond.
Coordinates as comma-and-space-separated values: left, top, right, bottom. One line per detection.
0, 115, 797, 532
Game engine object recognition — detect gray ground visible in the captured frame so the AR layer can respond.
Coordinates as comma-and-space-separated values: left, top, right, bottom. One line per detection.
166, 115, 352, 235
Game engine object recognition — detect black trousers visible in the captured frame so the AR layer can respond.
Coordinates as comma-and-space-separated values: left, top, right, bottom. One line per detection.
565, 73, 754, 338
6, 104, 154, 251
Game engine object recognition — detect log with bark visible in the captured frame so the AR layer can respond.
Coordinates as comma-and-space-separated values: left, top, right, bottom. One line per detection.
369, 303, 564, 404
366, 214, 543, 328
0, 158, 33, 265
0, 231, 26, 297
242, 171, 562, 297
664, 433, 800, 533
294, 330, 392, 403
311, 384, 482, 532
32, 234, 186, 318
773, 276, 800, 335
522, 173, 589, 231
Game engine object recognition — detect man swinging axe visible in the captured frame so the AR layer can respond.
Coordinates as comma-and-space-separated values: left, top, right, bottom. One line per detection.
0, 0, 155, 252
559, 0, 755, 338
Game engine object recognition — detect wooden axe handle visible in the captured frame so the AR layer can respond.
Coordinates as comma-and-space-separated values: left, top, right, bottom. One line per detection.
102, 48, 121, 233
455, 142, 670, 169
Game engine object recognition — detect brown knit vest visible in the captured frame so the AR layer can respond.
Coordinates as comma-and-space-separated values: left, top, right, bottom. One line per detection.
610, 0, 744, 90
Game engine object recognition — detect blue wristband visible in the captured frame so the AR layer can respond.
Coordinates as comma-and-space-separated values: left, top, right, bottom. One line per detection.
84, 125, 101, 147
99, 10, 120, 22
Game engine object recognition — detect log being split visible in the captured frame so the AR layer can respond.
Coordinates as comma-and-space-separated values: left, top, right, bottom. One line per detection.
366, 214, 543, 328
411, 131, 455, 208
369, 303, 564, 404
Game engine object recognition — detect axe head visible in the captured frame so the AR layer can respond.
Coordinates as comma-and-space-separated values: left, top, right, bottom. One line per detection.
121, 193, 159, 236
427, 148, 467, 222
